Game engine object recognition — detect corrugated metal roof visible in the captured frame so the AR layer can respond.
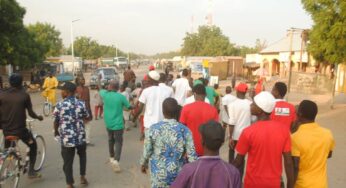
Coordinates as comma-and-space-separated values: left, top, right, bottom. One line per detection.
260, 31, 306, 54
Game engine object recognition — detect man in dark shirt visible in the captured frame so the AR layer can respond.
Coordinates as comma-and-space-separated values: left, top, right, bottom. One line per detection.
0, 73, 43, 178
171, 120, 241, 188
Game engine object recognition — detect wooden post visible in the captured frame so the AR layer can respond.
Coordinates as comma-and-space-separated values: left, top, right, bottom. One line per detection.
287, 29, 294, 102
330, 63, 338, 109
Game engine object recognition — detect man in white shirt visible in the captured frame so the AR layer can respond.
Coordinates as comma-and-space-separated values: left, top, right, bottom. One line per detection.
228, 83, 252, 178
221, 86, 237, 127
159, 73, 174, 99
133, 71, 172, 131
172, 69, 192, 106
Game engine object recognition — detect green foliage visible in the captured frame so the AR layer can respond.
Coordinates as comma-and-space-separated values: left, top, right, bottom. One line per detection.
68, 37, 145, 60
27, 22, 63, 57
0, 0, 44, 67
72, 36, 102, 59
181, 26, 238, 56
301, 0, 346, 64
151, 51, 180, 59
181, 26, 265, 57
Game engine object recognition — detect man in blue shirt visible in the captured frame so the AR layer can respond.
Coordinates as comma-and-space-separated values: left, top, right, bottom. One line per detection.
53, 82, 89, 188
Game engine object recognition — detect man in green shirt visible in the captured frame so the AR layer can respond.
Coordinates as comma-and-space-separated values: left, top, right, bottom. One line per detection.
202, 78, 219, 106
99, 80, 132, 173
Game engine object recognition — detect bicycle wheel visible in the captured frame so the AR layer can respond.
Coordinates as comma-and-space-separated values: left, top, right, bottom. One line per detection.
33, 135, 46, 172
42, 102, 51, 117
0, 153, 20, 188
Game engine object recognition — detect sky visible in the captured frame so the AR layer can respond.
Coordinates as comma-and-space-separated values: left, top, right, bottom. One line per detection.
18, 0, 313, 55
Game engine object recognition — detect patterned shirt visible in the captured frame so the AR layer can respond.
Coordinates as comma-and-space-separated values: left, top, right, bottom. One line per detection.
140, 119, 197, 188
53, 96, 89, 147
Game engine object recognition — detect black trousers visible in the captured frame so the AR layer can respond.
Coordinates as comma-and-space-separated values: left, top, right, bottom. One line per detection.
61, 144, 87, 185
4, 128, 37, 172
228, 140, 245, 179
107, 129, 124, 161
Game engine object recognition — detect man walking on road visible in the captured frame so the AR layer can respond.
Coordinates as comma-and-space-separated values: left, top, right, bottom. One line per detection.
291, 100, 335, 188
172, 120, 241, 188
76, 77, 93, 145
158, 73, 174, 98
99, 80, 132, 172
233, 91, 294, 188
203, 78, 219, 106
53, 82, 89, 188
271, 82, 296, 132
221, 86, 236, 128
228, 83, 252, 177
172, 69, 192, 106
180, 84, 219, 156
133, 71, 172, 132
0, 73, 43, 178
123, 65, 136, 90
140, 98, 197, 188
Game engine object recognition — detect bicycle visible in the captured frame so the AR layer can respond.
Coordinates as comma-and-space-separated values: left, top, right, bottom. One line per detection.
42, 96, 52, 117
0, 119, 46, 188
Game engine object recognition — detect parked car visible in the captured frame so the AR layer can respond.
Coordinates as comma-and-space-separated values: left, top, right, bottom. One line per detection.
90, 67, 119, 89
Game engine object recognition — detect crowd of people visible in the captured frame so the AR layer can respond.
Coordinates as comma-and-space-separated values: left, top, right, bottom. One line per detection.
0, 65, 335, 188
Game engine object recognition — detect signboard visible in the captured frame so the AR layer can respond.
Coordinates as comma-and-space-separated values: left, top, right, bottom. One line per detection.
210, 76, 219, 86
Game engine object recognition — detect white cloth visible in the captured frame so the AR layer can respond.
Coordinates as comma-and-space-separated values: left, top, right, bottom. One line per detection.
138, 85, 171, 128
184, 95, 210, 106
158, 83, 174, 99
228, 98, 252, 140
172, 78, 191, 106
221, 94, 237, 124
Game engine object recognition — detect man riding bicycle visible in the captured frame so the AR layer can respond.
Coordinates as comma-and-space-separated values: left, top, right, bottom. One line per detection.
0, 73, 44, 178
42, 71, 59, 106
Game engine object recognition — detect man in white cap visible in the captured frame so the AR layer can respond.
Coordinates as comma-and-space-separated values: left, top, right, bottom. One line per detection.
133, 70, 172, 132
233, 91, 294, 188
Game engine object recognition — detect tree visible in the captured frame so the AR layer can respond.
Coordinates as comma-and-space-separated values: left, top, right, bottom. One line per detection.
0, 0, 44, 67
301, 0, 346, 64
152, 51, 181, 59
72, 36, 101, 59
27, 22, 63, 57
181, 25, 237, 56
254, 39, 268, 52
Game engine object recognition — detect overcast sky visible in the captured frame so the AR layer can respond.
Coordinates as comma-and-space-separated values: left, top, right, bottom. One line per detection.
18, 0, 312, 55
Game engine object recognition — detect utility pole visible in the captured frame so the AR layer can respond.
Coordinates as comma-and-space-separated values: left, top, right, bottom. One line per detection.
286, 28, 294, 101
71, 19, 80, 74
206, 0, 213, 26
115, 46, 118, 57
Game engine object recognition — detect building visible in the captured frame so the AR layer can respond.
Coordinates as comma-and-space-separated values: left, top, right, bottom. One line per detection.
246, 30, 314, 78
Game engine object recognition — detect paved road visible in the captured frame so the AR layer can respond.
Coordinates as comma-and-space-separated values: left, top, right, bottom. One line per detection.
16, 65, 346, 188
